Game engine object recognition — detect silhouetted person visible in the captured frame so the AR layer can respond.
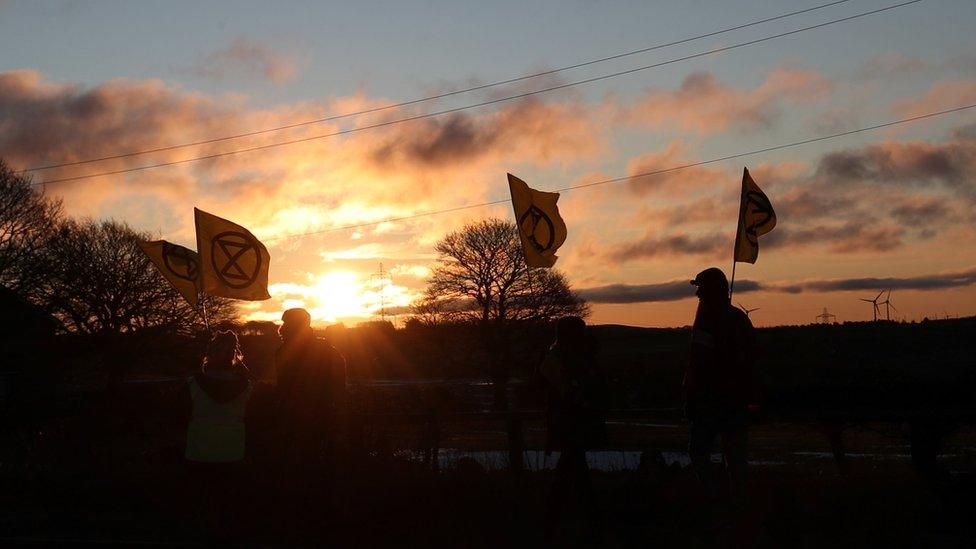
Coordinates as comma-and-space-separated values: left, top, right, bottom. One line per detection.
184, 330, 252, 540
540, 316, 609, 540
275, 308, 347, 482
685, 267, 760, 508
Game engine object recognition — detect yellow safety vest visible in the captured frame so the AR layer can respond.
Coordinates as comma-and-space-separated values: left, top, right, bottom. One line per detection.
185, 376, 252, 463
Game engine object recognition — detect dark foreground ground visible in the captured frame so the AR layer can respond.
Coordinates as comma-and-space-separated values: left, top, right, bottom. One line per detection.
2, 319, 974, 546
3, 418, 975, 548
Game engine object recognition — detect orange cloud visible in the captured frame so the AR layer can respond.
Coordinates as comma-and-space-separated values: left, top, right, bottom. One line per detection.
623, 68, 833, 135
892, 80, 976, 118
624, 141, 725, 196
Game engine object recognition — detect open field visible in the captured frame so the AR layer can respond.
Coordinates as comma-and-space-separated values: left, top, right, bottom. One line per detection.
2, 318, 974, 546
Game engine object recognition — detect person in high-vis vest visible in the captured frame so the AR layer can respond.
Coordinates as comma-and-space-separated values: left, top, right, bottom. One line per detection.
186, 330, 253, 464
184, 330, 252, 541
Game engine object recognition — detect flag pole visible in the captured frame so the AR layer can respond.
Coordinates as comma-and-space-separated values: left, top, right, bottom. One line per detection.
729, 168, 747, 302
729, 260, 738, 302
199, 291, 212, 333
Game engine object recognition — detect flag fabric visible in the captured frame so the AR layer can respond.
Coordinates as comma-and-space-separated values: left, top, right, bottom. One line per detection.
139, 240, 201, 306
507, 173, 568, 268
194, 208, 271, 301
733, 167, 777, 264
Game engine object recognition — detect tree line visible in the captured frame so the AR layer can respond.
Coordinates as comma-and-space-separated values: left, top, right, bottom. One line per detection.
0, 160, 235, 339
2, 158, 588, 392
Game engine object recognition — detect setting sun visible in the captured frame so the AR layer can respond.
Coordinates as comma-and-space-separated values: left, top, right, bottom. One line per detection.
308, 270, 370, 321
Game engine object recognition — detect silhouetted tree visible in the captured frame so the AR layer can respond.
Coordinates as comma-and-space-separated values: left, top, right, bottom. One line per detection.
416, 218, 589, 326
33, 219, 237, 388
37, 218, 236, 336
0, 160, 62, 295
242, 320, 278, 336
414, 218, 588, 407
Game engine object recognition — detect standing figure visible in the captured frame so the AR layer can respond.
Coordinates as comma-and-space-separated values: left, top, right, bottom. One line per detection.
540, 316, 609, 539
685, 267, 760, 507
184, 330, 252, 540
275, 308, 347, 481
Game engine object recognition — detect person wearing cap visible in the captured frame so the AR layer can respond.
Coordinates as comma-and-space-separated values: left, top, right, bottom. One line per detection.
685, 267, 760, 508
275, 308, 347, 480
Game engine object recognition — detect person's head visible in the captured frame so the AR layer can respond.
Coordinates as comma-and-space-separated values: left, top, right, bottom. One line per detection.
204, 330, 244, 372
690, 267, 729, 305
279, 307, 312, 343
555, 316, 587, 346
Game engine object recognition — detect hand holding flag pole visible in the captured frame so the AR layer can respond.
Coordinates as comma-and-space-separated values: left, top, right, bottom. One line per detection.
729, 167, 776, 300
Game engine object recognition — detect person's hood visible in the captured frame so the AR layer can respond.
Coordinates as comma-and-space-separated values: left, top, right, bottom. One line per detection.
194, 370, 249, 404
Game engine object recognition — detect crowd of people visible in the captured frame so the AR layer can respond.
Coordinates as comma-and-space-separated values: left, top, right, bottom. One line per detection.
182, 266, 760, 539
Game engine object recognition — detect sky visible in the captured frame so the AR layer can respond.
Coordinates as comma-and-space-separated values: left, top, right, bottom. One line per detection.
2, 0, 975, 327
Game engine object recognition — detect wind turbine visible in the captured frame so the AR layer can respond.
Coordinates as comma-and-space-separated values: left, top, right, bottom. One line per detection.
859, 290, 884, 322
879, 289, 897, 321
737, 302, 760, 317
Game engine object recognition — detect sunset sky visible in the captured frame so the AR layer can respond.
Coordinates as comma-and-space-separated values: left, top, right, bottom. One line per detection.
2, 0, 975, 327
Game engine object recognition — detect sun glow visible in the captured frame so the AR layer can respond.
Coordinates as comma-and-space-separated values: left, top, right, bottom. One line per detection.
306, 270, 371, 322
263, 269, 418, 324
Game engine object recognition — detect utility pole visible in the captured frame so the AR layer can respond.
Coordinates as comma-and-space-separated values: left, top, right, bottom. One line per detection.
370, 263, 389, 324
816, 307, 836, 324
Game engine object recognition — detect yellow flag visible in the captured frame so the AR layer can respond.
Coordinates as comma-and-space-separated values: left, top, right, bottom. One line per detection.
733, 167, 777, 264
194, 208, 271, 301
507, 173, 568, 268
139, 240, 201, 307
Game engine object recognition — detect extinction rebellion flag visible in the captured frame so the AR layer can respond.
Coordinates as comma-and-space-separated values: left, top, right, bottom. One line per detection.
733, 167, 777, 264
507, 173, 568, 268
139, 240, 202, 306
194, 208, 271, 301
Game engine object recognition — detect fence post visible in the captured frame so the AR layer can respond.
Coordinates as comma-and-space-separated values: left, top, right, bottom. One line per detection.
424, 411, 442, 471
507, 415, 524, 473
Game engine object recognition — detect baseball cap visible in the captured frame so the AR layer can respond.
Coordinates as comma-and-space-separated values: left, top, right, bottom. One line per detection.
690, 267, 729, 289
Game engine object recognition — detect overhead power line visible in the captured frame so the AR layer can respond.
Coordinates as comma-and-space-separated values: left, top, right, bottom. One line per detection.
34, 0, 920, 186
262, 102, 976, 243
25, 0, 853, 172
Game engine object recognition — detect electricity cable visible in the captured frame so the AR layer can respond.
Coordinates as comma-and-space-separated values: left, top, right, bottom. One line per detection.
33, 0, 920, 186
262, 102, 976, 243
23, 0, 853, 172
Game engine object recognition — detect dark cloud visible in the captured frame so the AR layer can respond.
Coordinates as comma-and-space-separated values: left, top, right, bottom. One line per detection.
607, 232, 727, 263
765, 221, 906, 254
952, 123, 976, 142
578, 267, 976, 304
578, 279, 763, 304
608, 218, 905, 265
775, 267, 976, 293
372, 113, 490, 167
369, 97, 598, 170
854, 52, 927, 80
815, 141, 975, 188
0, 70, 241, 179
889, 197, 952, 225
190, 37, 299, 84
